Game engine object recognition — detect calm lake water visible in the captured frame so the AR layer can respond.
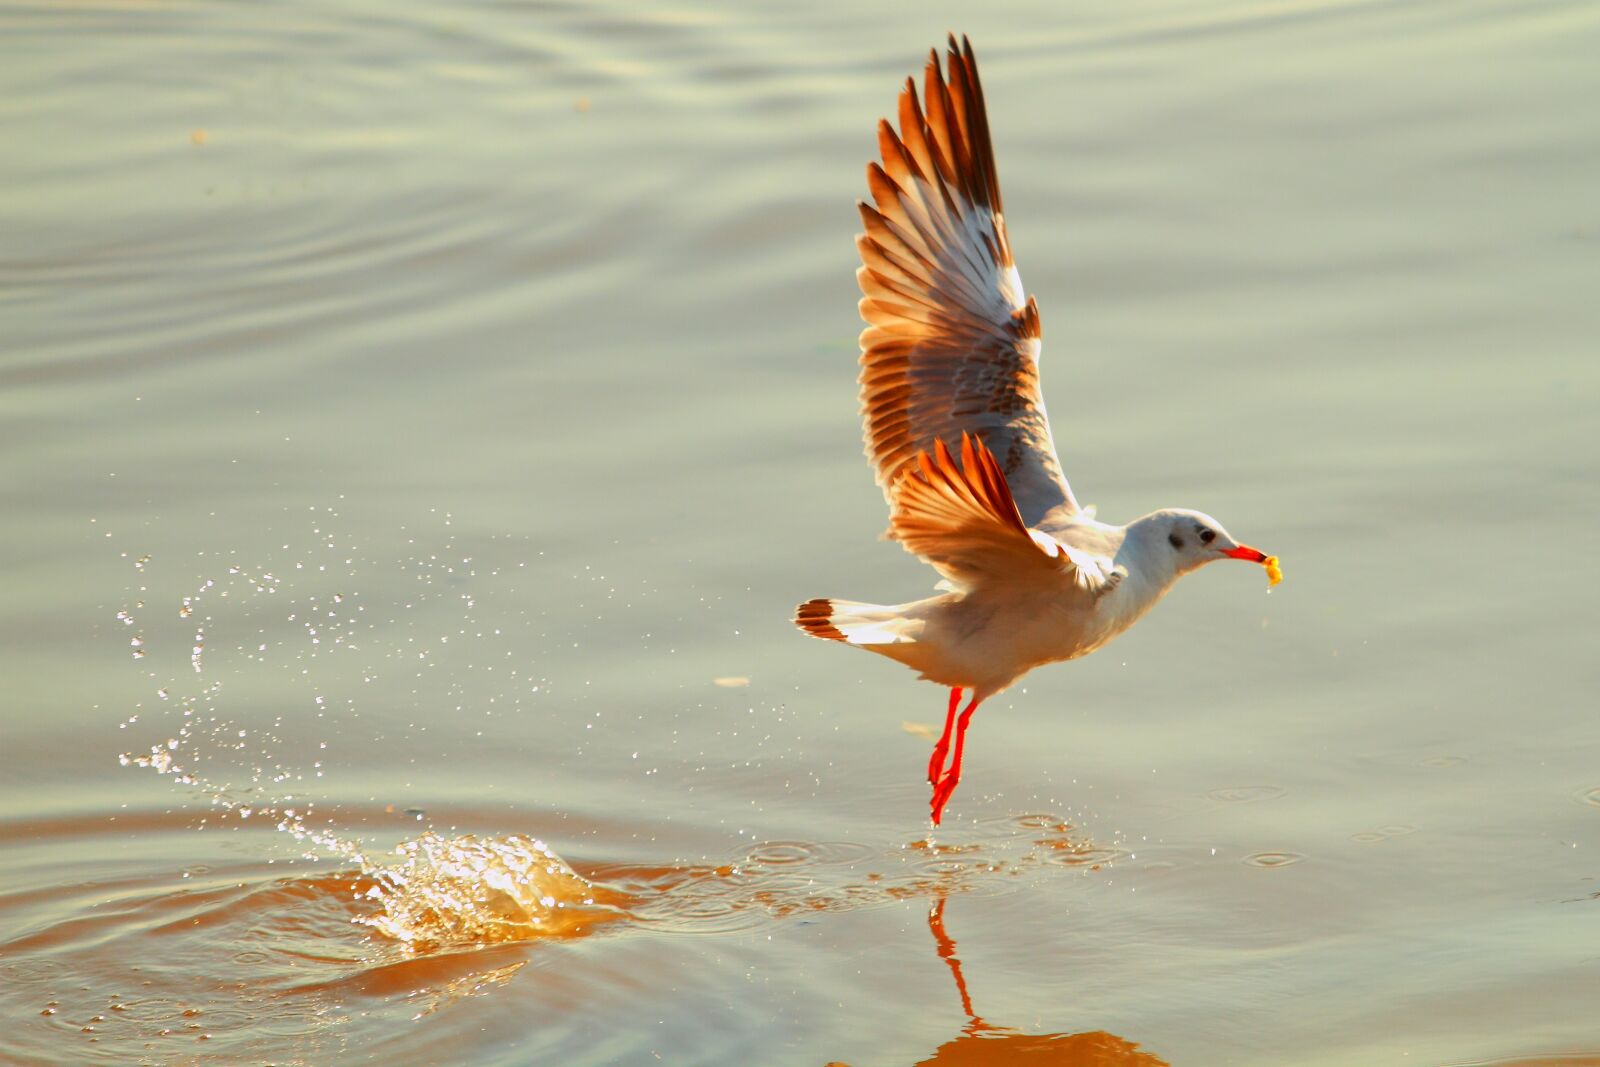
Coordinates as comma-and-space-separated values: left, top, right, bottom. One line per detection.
4, 1, 1599, 1064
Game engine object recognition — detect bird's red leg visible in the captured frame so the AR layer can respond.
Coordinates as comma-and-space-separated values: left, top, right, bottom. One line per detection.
928, 687, 963, 786
930, 693, 983, 825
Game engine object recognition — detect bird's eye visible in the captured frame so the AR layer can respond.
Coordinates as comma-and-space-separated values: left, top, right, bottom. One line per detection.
1168, 533, 1184, 550
1199, 529, 1216, 544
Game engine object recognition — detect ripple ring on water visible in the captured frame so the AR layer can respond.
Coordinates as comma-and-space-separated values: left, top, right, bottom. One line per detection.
911, 858, 971, 877
1043, 847, 1125, 868
743, 840, 873, 867
1244, 851, 1305, 868
648, 897, 767, 934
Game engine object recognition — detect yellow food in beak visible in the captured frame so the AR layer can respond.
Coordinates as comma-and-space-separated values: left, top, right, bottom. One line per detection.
1263, 555, 1283, 587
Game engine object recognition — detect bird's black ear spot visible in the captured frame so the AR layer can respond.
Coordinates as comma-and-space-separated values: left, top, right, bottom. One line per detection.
1199, 528, 1216, 544
1168, 533, 1184, 550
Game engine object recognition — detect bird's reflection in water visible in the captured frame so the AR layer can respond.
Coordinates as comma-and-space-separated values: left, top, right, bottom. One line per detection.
915, 895, 1170, 1066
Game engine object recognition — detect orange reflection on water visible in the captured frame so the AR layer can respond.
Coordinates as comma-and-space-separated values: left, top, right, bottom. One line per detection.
916, 894, 1170, 1067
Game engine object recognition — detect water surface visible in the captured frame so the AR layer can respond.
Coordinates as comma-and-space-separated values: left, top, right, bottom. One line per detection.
4, 1, 1599, 1064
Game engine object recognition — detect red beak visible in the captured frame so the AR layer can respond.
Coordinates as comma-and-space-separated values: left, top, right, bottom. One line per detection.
1225, 544, 1268, 563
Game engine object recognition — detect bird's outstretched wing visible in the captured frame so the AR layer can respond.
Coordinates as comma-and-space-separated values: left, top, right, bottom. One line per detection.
889, 434, 1114, 594
857, 35, 1078, 528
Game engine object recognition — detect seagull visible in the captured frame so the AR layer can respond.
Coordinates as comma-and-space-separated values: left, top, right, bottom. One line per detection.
794, 36, 1281, 826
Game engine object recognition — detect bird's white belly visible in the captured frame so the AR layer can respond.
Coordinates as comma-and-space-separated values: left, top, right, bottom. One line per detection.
907, 566, 1178, 695
907, 590, 1114, 695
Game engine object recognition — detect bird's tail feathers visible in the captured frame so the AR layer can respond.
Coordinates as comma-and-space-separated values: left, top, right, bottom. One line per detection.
793, 598, 916, 646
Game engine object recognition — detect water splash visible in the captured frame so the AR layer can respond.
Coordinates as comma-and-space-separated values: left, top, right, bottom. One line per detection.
113, 509, 647, 952
120, 733, 623, 948
358, 833, 626, 947
110, 509, 1124, 962
121, 748, 363, 862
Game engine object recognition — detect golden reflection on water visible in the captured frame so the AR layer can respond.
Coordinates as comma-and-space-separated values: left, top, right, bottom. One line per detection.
912, 895, 1170, 1066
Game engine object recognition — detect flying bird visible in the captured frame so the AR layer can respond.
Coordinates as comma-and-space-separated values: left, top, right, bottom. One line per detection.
795, 36, 1281, 826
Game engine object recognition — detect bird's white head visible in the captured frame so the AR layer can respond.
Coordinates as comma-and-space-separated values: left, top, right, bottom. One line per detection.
1129, 508, 1277, 582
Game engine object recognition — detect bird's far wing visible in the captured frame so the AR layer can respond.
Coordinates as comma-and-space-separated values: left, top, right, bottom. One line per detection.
857, 35, 1078, 528
889, 434, 1112, 594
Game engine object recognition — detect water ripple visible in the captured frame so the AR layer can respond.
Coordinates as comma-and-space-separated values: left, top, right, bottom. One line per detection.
1243, 852, 1305, 869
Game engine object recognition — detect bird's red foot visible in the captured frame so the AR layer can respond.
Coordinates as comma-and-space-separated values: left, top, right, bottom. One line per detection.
928, 687, 963, 786
929, 768, 961, 825
927, 691, 981, 826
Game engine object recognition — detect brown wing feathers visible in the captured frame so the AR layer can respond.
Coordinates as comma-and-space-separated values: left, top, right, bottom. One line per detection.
889, 432, 1028, 553
854, 36, 1075, 525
